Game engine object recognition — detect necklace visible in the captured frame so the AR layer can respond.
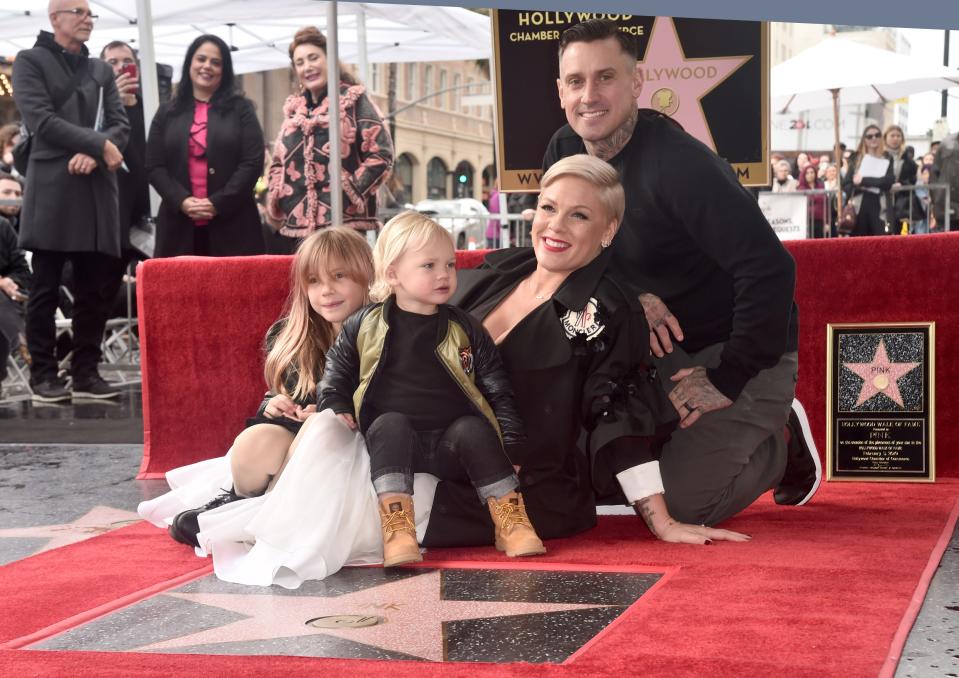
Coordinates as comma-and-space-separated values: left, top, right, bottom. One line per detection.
526, 276, 551, 301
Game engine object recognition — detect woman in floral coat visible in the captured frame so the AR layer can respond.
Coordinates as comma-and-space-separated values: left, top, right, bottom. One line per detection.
265, 26, 393, 253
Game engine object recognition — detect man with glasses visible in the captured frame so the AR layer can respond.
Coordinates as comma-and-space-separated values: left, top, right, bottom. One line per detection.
11, 0, 129, 402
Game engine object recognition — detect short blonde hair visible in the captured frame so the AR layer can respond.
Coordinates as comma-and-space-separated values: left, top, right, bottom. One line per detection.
540, 154, 625, 224
370, 211, 453, 302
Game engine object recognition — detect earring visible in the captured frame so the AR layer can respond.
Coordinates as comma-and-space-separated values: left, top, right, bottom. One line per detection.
601, 238, 611, 248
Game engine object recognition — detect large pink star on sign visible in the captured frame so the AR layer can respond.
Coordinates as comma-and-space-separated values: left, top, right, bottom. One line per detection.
843, 339, 920, 408
638, 17, 751, 152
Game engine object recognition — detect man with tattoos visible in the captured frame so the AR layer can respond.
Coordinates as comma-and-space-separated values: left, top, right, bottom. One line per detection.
542, 19, 820, 544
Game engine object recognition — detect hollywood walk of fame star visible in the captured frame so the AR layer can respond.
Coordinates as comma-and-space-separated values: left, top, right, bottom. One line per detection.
137, 570, 613, 661
0, 506, 140, 555
843, 338, 920, 408
638, 17, 752, 152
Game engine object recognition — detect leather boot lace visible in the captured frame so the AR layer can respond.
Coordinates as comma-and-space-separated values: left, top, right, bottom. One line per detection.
492, 499, 532, 533
381, 508, 415, 537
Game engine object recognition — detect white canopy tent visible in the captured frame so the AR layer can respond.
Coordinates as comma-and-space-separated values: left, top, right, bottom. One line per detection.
0, 1, 492, 73
771, 36, 959, 113
771, 36, 959, 215
0, 0, 492, 223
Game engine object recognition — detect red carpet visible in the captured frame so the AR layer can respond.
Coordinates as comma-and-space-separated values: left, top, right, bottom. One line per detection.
136, 235, 959, 478
1, 480, 957, 677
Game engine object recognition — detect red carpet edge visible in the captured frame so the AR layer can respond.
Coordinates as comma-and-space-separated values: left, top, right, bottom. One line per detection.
1, 563, 213, 650
879, 495, 959, 678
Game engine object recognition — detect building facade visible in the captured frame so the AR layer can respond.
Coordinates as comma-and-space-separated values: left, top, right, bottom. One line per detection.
240, 58, 495, 206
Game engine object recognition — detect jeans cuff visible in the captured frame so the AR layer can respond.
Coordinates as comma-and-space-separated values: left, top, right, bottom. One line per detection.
372, 470, 413, 496
475, 473, 520, 503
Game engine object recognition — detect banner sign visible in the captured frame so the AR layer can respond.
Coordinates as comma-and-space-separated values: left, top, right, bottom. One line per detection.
492, 11, 770, 191
757, 192, 809, 240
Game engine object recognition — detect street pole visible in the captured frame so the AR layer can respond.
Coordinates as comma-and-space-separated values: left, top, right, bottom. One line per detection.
135, 0, 161, 215
327, 1, 342, 225
943, 30, 951, 119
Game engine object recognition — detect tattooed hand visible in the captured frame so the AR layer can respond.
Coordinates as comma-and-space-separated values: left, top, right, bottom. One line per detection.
668, 366, 733, 429
633, 494, 751, 544
638, 293, 683, 357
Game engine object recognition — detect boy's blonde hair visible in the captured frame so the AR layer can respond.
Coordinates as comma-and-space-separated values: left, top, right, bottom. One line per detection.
370, 211, 454, 302
540, 154, 625, 224
265, 226, 374, 399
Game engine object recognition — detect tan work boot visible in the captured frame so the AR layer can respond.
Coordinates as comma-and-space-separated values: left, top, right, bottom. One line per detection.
487, 491, 546, 557
378, 494, 422, 567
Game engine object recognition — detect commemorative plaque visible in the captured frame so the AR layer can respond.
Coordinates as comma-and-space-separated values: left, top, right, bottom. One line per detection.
491, 11, 769, 191
826, 323, 935, 482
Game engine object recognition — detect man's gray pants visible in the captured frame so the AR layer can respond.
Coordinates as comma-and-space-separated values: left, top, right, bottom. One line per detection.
651, 344, 798, 526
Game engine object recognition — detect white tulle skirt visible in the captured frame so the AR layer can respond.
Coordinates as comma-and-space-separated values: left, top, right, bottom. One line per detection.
138, 410, 392, 589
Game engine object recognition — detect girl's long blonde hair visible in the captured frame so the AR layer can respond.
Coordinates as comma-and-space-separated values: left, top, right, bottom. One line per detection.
264, 227, 373, 399
369, 211, 453, 302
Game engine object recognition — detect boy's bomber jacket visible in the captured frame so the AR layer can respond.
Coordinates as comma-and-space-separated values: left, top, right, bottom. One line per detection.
318, 297, 528, 464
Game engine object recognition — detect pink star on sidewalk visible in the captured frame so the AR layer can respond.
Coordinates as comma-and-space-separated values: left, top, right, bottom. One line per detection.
0, 506, 140, 555
843, 339, 920, 408
638, 17, 751, 151
138, 570, 611, 661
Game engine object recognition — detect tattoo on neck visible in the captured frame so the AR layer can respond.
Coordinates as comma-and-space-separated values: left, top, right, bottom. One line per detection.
586, 109, 639, 161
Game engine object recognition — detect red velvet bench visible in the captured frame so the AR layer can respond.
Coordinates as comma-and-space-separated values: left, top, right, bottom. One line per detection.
136, 236, 959, 480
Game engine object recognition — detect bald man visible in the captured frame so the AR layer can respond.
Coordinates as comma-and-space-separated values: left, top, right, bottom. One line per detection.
12, 0, 130, 402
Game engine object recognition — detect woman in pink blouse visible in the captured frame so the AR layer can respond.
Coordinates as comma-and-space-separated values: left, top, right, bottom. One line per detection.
264, 26, 394, 254
147, 35, 266, 257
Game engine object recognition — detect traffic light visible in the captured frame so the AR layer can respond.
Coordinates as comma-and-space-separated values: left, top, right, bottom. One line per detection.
457, 173, 469, 184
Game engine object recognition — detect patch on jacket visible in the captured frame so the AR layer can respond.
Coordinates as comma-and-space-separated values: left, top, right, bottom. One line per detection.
561, 297, 605, 341
459, 346, 474, 375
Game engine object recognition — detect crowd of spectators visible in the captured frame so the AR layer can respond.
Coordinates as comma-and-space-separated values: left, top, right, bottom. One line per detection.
3, 1, 394, 402
767, 124, 955, 238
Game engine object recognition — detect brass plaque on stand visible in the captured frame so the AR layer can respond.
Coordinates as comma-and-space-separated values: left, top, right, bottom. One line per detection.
826, 323, 935, 482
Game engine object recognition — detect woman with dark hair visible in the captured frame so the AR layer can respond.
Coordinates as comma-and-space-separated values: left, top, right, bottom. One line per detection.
0, 124, 20, 176
146, 34, 265, 256
842, 124, 895, 237
264, 26, 393, 254
798, 164, 826, 238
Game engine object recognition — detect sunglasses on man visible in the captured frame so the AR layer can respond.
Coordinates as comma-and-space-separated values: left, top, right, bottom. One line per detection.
52, 8, 99, 20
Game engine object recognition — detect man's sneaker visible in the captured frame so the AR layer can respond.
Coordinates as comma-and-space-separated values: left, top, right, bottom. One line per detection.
774, 399, 822, 506
31, 378, 71, 403
72, 376, 121, 400
169, 489, 243, 548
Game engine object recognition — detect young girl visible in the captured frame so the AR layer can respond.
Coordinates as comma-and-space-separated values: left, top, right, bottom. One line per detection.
138, 226, 383, 588
319, 212, 546, 566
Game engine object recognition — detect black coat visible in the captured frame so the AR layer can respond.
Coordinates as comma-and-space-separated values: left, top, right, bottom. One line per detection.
843, 151, 895, 236
0, 216, 31, 291
118, 99, 150, 254
423, 248, 658, 547
146, 96, 265, 257
12, 32, 130, 257
890, 153, 923, 223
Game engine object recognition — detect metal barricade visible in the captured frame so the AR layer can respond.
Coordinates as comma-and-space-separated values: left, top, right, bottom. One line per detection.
409, 209, 533, 249
890, 183, 951, 234
763, 184, 951, 239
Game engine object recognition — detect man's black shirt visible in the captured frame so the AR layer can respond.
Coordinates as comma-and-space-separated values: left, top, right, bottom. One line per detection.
543, 109, 799, 400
